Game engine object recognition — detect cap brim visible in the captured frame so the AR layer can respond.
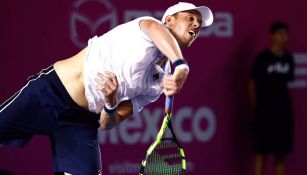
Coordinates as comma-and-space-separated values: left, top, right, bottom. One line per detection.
194, 6, 214, 27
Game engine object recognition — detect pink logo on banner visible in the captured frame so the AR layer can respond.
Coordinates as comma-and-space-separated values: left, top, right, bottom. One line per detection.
70, 0, 118, 48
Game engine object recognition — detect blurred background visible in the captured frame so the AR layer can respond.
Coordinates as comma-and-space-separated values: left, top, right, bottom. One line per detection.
0, 0, 306, 174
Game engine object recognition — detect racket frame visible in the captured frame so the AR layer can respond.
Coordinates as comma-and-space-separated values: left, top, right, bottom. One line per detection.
139, 96, 187, 175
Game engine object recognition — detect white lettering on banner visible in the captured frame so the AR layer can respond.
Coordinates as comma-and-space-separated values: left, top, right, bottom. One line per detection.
141, 109, 161, 143
98, 107, 217, 145
175, 107, 193, 142
199, 12, 233, 37
288, 53, 307, 89
174, 107, 216, 143
193, 107, 216, 142
119, 112, 142, 145
125, 11, 234, 38
70, 0, 234, 48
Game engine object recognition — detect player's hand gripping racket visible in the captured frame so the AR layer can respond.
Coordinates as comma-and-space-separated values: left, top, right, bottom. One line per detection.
139, 95, 187, 175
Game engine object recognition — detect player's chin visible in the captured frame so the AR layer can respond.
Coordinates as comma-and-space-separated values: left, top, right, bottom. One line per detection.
178, 37, 196, 48
183, 40, 195, 48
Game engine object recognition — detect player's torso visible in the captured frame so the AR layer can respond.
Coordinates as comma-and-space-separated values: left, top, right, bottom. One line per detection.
83, 17, 168, 113
54, 48, 89, 110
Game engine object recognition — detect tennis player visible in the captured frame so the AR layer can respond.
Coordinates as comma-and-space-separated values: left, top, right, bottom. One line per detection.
0, 2, 213, 175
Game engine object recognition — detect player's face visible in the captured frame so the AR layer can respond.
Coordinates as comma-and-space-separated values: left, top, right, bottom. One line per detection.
271, 29, 289, 47
166, 10, 202, 48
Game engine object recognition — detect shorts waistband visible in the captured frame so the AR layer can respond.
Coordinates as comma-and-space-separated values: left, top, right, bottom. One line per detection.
44, 65, 100, 119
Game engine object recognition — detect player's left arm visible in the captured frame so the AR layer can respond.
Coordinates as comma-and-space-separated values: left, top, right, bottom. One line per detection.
95, 72, 133, 130
99, 100, 133, 130
140, 19, 189, 96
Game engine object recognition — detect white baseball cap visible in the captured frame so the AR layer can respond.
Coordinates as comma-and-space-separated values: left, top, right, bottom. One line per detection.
161, 2, 213, 27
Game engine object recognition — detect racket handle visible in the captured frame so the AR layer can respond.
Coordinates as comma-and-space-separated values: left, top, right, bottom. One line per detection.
165, 95, 174, 113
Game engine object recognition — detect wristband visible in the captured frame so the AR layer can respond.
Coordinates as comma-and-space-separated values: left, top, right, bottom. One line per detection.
104, 103, 118, 114
172, 59, 186, 68
172, 59, 189, 72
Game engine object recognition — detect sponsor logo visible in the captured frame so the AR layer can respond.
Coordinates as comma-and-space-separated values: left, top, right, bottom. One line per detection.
70, 0, 118, 48
70, 0, 234, 48
267, 63, 290, 74
98, 106, 217, 145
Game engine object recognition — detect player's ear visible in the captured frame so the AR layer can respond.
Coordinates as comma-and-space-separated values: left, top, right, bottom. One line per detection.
165, 16, 175, 28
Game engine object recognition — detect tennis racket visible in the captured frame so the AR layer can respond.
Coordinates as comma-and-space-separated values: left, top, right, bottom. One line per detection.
139, 95, 186, 175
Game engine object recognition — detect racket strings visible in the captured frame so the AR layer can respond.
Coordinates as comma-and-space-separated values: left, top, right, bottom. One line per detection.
144, 139, 183, 175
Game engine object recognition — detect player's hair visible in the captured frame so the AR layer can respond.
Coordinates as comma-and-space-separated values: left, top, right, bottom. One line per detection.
270, 21, 289, 34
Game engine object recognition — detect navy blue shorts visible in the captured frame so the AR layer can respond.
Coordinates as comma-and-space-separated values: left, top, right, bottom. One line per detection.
0, 65, 102, 174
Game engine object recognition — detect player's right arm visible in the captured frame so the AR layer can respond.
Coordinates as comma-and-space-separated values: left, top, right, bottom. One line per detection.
140, 19, 183, 63
140, 19, 189, 96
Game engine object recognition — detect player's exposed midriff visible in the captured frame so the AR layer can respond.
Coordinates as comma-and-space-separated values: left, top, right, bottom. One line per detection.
54, 48, 89, 110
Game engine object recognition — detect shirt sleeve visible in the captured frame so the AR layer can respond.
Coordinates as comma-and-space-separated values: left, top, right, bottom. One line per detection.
131, 94, 160, 115
135, 16, 163, 42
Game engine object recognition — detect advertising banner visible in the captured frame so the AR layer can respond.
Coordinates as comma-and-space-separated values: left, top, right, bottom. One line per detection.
0, 0, 307, 174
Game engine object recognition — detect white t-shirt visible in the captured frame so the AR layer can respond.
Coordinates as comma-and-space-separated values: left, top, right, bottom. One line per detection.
83, 16, 171, 114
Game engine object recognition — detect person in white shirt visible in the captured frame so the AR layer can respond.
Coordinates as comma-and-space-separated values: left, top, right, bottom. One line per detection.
0, 2, 213, 175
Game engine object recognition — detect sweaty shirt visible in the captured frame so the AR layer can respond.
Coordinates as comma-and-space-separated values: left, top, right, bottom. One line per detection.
83, 16, 171, 114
